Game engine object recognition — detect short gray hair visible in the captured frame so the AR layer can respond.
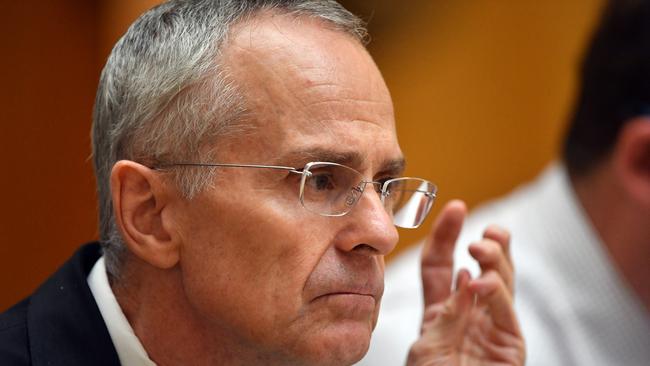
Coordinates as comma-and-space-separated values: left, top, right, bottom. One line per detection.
92, 0, 368, 278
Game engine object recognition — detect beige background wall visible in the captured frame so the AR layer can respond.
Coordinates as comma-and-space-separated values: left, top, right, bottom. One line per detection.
0, 0, 602, 310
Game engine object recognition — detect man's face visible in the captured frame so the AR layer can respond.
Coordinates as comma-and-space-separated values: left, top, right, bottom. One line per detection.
171, 14, 402, 365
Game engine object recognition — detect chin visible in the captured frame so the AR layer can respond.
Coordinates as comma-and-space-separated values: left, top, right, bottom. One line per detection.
296, 320, 373, 366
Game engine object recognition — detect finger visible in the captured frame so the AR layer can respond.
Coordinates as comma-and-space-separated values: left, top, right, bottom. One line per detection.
454, 267, 471, 291
409, 276, 474, 365
422, 268, 472, 324
421, 200, 467, 307
421, 269, 473, 336
422, 303, 446, 324
468, 239, 514, 293
469, 270, 521, 335
482, 225, 512, 269
422, 200, 467, 265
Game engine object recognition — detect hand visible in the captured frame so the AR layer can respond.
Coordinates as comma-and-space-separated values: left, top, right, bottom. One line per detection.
406, 200, 525, 366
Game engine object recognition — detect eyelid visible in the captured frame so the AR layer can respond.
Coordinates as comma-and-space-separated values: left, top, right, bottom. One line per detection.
374, 171, 399, 183
371, 166, 404, 182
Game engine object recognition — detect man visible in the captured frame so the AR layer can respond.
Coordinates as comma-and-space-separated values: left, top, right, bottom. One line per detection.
360, 0, 650, 365
0, 1, 524, 365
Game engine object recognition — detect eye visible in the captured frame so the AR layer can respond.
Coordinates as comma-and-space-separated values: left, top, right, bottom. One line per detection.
377, 177, 394, 185
376, 176, 397, 191
308, 172, 336, 191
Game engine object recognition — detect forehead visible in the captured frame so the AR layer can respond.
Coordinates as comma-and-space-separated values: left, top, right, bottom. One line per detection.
221, 12, 402, 170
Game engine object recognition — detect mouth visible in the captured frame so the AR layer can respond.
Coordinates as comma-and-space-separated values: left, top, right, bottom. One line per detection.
308, 275, 384, 308
312, 291, 376, 302
311, 292, 378, 315
311, 282, 382, 309
304, 258, 385, 314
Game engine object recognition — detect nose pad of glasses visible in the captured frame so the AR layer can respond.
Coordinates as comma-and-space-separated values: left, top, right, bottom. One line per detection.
345, 186, 363, 207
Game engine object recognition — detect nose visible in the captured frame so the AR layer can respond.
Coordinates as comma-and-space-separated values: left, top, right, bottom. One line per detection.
334, 186, 399, 255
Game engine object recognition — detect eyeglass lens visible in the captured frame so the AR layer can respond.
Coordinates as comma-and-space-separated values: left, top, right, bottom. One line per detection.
386, 178, 436, 228
300, 163, 436, 228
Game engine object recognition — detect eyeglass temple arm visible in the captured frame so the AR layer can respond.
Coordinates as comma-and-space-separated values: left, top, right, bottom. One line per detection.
152, 162, 304, 175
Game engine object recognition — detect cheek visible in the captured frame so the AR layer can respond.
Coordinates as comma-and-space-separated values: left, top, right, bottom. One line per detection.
175, 191, 331, 342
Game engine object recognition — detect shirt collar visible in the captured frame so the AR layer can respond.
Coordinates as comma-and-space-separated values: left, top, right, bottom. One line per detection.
87, 256, 157, 366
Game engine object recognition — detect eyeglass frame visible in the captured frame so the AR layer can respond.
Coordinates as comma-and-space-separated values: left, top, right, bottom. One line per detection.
151, 161, 437, 227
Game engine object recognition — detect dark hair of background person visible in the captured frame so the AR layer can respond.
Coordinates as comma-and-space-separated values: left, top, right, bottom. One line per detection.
564, 0, 650, 177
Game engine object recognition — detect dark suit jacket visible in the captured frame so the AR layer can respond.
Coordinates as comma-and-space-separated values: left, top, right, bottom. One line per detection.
0, 243, 121, 365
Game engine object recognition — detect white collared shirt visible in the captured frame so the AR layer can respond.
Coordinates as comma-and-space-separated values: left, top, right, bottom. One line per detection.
88, 256, 157, 366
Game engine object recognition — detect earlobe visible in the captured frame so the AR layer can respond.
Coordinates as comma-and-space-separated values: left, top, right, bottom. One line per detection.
614, 117, 650, 207
111, 160, 180, 269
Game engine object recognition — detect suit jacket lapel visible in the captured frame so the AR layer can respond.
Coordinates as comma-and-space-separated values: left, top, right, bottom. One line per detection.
27, 243, 121, 366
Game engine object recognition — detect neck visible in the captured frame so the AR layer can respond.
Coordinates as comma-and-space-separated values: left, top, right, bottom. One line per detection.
111, 256, 289, 366
571, 163, 650, 311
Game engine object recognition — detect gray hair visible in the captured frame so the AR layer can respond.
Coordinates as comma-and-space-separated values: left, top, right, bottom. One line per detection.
92, 0, 368, 278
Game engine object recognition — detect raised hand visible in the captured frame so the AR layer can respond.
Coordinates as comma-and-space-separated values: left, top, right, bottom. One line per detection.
406, 200, 525, 366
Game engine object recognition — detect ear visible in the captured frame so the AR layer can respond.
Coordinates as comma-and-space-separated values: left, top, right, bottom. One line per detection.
613, 117, 650, 207
110, 160, 180, 269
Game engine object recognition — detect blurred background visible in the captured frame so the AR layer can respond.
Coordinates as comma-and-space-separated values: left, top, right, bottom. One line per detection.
0, 0, 603, 311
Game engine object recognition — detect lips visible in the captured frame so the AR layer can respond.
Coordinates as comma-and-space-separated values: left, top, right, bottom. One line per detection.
312, 288, 378, 302
309, 277, 383, 304
303, 250, 385, 306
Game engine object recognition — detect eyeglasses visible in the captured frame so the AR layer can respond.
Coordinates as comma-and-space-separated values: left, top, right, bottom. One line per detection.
153, 161, 437, 229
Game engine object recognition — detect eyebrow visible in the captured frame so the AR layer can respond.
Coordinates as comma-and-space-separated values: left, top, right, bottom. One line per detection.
379, 157, 406, 177
275, 147, 406, 176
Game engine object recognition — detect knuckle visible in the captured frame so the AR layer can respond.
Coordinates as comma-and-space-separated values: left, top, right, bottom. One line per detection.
484, 269, 507, 286
481, 239, 503, 258
485, 224, 511, 245
442, 301, 457, 317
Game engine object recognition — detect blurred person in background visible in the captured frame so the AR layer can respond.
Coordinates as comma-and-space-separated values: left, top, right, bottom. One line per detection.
0, 1, 525, 365
360, 0, 650, 365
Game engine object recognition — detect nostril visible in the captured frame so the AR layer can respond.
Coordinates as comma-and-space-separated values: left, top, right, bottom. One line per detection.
352, 243, 379, 255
